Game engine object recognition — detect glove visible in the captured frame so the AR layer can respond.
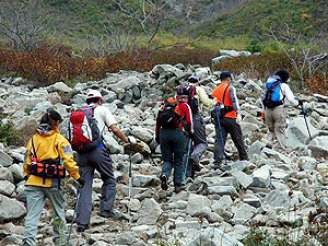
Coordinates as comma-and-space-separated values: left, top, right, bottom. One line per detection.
298, 99, 304, 107
77, 178, 85, 188
128, 136, 137, 145
24, 176, 29, 181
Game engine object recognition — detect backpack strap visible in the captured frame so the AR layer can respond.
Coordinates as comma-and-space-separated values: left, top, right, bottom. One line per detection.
31, 137, 38, 159
221, 83, 230, 106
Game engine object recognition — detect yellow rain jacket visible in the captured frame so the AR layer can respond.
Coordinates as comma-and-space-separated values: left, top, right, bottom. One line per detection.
23, 128, 80, 188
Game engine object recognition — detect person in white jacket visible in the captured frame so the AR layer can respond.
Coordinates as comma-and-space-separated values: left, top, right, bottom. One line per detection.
261, 70, 302, 149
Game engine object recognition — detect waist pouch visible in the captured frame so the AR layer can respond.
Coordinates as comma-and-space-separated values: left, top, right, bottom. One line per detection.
29, 158, 65, 179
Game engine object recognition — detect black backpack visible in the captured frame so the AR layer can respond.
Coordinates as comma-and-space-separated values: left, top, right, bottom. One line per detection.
158, 104, 179, 128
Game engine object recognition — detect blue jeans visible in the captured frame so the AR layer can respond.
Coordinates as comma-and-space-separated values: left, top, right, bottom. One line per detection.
160, 128, 187, 186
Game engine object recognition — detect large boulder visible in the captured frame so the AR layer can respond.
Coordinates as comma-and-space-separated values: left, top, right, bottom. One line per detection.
0, 180, 15, 196
308, 136, 328, 158
251, 165, 271, 188
0, 151, 13, 167
187, 194, 211, 217
137, 198, 162, 225
109, 76, 142, 94
47, 81, 72, 93
0, 194, 26, 222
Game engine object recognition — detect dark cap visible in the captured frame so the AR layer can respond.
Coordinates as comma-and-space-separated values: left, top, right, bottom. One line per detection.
220, 71, 232, 81
275, 70, 289, 83
188, 76, 200, 84
176, 84, 189, 96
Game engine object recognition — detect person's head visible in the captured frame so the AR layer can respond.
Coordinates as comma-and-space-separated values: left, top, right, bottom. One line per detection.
188, 76, 200, 84
40, 108, 63, 130
86, 90, 103, 105
275, 70, 289, 83
165, 97, 177, 106
220, 71, 232, 83
176, 85, 189, 103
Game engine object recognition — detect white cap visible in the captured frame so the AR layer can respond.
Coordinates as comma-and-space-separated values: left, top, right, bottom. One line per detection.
87, 90, 102, 100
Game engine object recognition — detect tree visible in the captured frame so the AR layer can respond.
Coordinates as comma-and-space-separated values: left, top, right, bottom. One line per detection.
0, 0, 51, 51
113, 0, 168, 44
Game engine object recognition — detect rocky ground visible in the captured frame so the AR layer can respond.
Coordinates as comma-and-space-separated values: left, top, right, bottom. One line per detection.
0, 64, 327, 245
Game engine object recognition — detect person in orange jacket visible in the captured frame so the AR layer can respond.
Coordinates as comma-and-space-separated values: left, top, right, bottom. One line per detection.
23, 108, 83, 246
211, 71, 248, 167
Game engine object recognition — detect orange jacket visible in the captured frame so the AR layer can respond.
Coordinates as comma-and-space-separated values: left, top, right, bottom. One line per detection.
212, 82, 238, 119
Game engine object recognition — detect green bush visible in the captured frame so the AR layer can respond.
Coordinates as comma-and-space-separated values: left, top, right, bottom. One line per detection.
0, 123, 22, 146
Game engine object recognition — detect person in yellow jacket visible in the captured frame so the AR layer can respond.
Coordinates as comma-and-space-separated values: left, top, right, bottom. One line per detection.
23, 108, 84, 246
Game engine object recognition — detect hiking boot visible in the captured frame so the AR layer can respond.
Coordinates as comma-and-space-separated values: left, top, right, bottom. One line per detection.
174, 185, 186, 193
98, 210, 128, 221
77, 224, 88, 233
160, 175, 168, 190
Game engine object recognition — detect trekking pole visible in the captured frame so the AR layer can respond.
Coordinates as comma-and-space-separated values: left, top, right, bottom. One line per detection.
183, 137, 193, 179
214, 105, 226, 165
128, 142, 132, 226
67, 185, 81, 244
301, 104, 312, 140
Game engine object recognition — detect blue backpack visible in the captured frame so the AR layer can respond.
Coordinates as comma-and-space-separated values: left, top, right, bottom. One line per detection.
263, 75, 284, 108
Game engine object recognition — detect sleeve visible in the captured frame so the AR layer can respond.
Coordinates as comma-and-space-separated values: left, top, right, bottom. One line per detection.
197, 86, 215, 108
229, 86, 240, 112
100, 106, 117, 128
23, 139, 32, 177
58, 138, 80, 180
282, 83, 298, 106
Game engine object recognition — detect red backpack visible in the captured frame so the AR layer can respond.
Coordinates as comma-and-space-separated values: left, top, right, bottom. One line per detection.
68, 105, 102, 153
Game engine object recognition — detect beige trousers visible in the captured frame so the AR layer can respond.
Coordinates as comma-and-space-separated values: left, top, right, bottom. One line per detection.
265, 105, 287, 148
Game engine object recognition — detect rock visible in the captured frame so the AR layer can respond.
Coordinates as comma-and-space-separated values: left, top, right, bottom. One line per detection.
262, 190, 290, 211
8, 164, 24, 182
131, 127, 153, 143
0, 194, 26, 222
285, 116, 318, 148
202, 176, 235, 187
151, 64, 185, 79
116, 232, 137, 245
187, 194, 211, 217
132, 175, 158, 187
131, 153, 143, 164
103, 91, 117, 103
308, 136, 328, 159
248, 140, 266, 156
232, 202, 257, 224
0, 151, 13, 167
212, 195, 233, 219
137, 198, 162, 225
317, 162, 328, 185
220, 49, 252, 57
185, 227, 243, 246
0, 180, 15, 196
319, 197, 328, 209
314, 93, 328, 103
109, 76, 142, 93
0, 234, 23, 245
47, 81, 72, 93
103, 133, 123, 154
251, 165, 271, 188
231, 170, 253, 189
262, 148, 291, 164
208, 186, 238, 196
0, 166, 14, 183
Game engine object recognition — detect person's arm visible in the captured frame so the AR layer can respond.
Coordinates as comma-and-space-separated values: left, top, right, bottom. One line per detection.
109, 124, 129, 143
282, 83, 299, 106
197, 86, 215, 108
58, 140, 80, 180
155, 112, 161, 143
229, 86, 240, 113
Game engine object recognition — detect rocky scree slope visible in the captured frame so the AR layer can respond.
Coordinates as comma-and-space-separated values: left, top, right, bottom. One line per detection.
0, 64, 328, 245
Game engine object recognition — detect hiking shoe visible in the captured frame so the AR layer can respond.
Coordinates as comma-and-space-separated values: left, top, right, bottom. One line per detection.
174, 185, 186, 193
98, 210, 128, 221
77, 224, 88, 233
160, 175, 168, 190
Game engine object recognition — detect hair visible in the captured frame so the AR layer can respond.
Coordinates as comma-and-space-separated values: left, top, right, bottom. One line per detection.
220, 71, 232, 81
86, 97, 101, 105
275, 70, 289, 83
40, 108, 62, 125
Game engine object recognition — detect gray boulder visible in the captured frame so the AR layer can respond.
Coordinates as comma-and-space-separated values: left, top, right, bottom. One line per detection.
262, 190, 290, 211
308, 136, 328, 158
187, 194, 211, 217
0, 180, 15, 196
47, 81, 72, 93
232, 202, 257, 224
109, 76, 142, 94
0, 151, 13, 167
131, 127, 153, 143
0, 167, 14, 183
0, 194, 26, 222
232, 170, 253, 189
8, 164, 24, 181
251, 165, 271, 188
137, 198, 162, 225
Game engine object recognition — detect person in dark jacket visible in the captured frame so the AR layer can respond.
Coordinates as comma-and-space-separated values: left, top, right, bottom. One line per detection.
155, 94, 193, 193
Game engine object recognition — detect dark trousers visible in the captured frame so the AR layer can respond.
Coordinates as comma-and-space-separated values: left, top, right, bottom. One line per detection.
214, 117, 248, 162
160, 128, 187, 187
76, 147, 116, 225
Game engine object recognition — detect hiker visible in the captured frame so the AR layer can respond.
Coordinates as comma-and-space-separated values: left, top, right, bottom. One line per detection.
261, 70, 302, 149
184, 76, 214, 177
23, 108, 83, 246
211, 71, 248, 166
155, 93, 193, 193
71, 90, 134, 232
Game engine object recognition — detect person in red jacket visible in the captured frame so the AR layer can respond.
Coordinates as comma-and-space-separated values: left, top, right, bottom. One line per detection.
155, 92, 193, 193
211, 71, 248, 167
